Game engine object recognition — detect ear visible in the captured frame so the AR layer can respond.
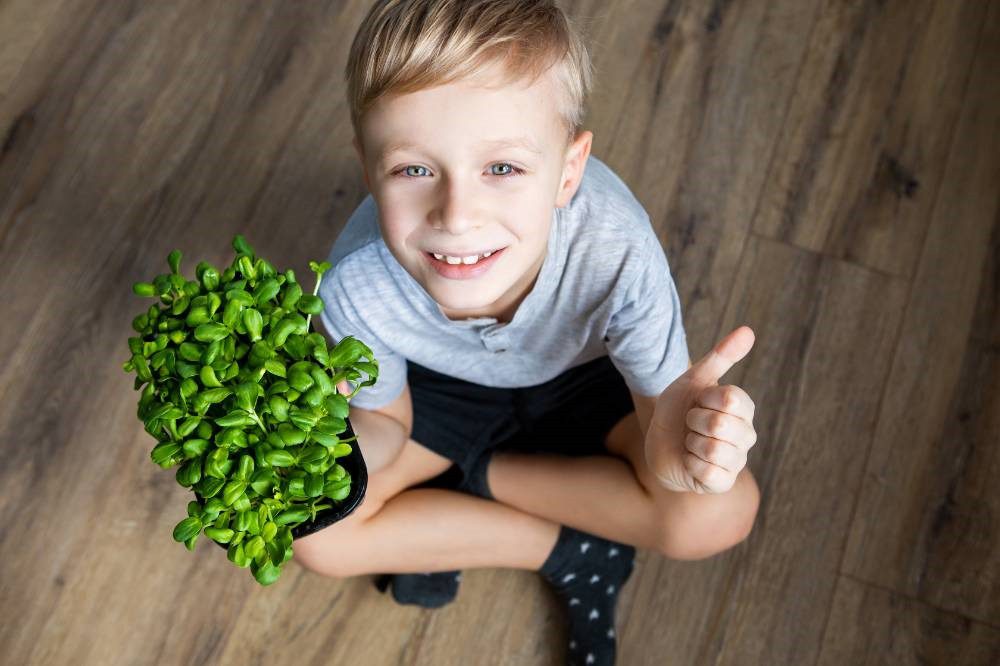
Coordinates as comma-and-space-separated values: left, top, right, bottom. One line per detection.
353, 136, 371, 191
555, 130, 593, 209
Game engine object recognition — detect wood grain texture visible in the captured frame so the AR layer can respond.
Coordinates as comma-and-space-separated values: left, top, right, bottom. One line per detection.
0, 0, 997, 664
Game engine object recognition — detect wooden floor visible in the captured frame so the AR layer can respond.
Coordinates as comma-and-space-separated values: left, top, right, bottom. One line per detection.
1, 0, 997, 664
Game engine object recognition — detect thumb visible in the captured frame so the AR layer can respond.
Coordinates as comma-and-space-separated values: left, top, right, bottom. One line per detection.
686, 325, 755, 386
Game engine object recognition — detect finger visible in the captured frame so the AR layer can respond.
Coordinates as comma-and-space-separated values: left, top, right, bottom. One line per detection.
686, 407, 757, 450
685, 431, 746, 474
337, 379, 351, 396
697, 384, 755, 422
682, 451, 735, 494
684, 326, 755, 387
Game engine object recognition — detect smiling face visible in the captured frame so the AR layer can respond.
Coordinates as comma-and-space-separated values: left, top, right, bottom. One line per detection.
352, 62, 593, 323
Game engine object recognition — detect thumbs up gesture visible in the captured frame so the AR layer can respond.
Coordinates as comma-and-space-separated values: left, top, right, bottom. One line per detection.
644, 326, 758, 494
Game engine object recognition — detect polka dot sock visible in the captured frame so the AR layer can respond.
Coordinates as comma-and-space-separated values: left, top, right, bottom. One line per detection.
538, 524, 636, 666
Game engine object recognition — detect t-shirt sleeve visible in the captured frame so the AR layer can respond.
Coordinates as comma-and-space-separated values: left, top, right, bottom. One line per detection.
317, 262, 408, 411
604, 233, 690, 397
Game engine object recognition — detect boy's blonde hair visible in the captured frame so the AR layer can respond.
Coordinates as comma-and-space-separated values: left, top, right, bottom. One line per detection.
345, 0, 594, 148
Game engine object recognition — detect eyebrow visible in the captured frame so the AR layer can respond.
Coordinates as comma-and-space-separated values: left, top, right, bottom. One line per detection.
377, 136, 543, 162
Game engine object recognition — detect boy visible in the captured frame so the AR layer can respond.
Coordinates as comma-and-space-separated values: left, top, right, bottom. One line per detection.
294, 1, 761, 664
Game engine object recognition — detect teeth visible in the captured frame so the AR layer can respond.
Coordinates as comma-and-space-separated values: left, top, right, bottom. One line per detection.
432, 250, 496, 265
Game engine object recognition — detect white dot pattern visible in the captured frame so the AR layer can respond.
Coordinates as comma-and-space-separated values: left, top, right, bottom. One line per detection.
548, 536, 635, 666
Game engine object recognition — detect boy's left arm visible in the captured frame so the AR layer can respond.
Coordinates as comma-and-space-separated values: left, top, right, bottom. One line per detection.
631, 326, 759, 497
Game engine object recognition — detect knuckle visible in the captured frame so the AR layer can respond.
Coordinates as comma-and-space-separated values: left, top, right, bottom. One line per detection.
723, 387, 741, 411
703, 438, 722, 462
710, 412, 727, 434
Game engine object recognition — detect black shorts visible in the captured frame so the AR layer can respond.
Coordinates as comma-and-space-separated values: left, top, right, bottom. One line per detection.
406, 355, 636, 491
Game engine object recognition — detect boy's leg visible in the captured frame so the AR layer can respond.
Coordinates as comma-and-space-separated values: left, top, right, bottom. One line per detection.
292, 436, 560, 577
294, 436, 676, 577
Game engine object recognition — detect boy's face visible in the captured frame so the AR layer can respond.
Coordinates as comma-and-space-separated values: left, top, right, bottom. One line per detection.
352, 62, 592, 323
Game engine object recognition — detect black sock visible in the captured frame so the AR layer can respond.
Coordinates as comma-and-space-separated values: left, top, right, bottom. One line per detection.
538, 524, 635, 666
383, 570, 462, 608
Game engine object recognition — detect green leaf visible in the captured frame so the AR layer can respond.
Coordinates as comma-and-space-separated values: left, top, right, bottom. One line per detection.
322, 393, 349, 419
327, 336, 372, 368
276, 423, 306, 445
252, 559, 281, 586
233, 234, 255, 258
168, 249, 182, 275
215, 410, 256, 428
299, 445, 329, 466
204, 527, 235, 544
308, 260, 332, 276
222, 479, 248, 507
263, 450, 296, 467
173, 516, 202, 542
199, 365, 223, 388
280, 282, 302, 310
253, 279, 281, 305
181, 437, 210, 458
296, 294, 324, 315
151, 442, 182, 466
194, 323, 230, 343
242, 308, 264, 342
264, 358, 288, 378
304, 473, 325, 497
200, 387, 232, 404
244, 535, 265, 559
235, 382, 260, 412
274, 507, 310, 525
132, 282, 156, 297
197, 476, 225, 498
268, 395, 289, 422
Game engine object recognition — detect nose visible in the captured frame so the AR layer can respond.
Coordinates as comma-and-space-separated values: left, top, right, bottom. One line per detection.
432, 173, 480, 235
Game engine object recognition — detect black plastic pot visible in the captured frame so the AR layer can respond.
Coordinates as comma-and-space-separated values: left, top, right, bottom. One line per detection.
208, 416, 368, 549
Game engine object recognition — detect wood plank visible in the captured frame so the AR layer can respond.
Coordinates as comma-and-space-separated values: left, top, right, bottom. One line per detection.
617, 234, 909, 665
752, 0, 988, 278
583, 0, 824, 349
817, 574, 1000, 665
0, 0, 996, 663
841, 0, 1000, 624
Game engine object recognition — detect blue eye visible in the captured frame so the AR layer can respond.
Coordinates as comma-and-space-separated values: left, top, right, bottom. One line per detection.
394, 163, 525, 179
399, 165, 430, 178
489, 163, 523, 178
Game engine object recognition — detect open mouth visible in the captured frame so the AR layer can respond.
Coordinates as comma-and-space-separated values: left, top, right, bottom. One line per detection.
426, 247, 507, 266
424, 246, 508, 279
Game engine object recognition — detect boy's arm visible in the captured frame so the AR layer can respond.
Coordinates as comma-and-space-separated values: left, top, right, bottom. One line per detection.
629, 356, 693, 440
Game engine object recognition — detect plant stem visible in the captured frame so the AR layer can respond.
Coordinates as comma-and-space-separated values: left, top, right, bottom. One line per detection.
305, 270, 324, 332
249, 409, 268, 435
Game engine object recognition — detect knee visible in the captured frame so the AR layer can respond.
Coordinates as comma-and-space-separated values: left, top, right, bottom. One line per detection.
291, 522, 370, 579
658, 517, 755, 561
656, 479, 760, 561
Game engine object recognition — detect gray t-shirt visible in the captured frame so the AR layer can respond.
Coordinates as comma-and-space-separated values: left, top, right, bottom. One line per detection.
318, 155, 690, 410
